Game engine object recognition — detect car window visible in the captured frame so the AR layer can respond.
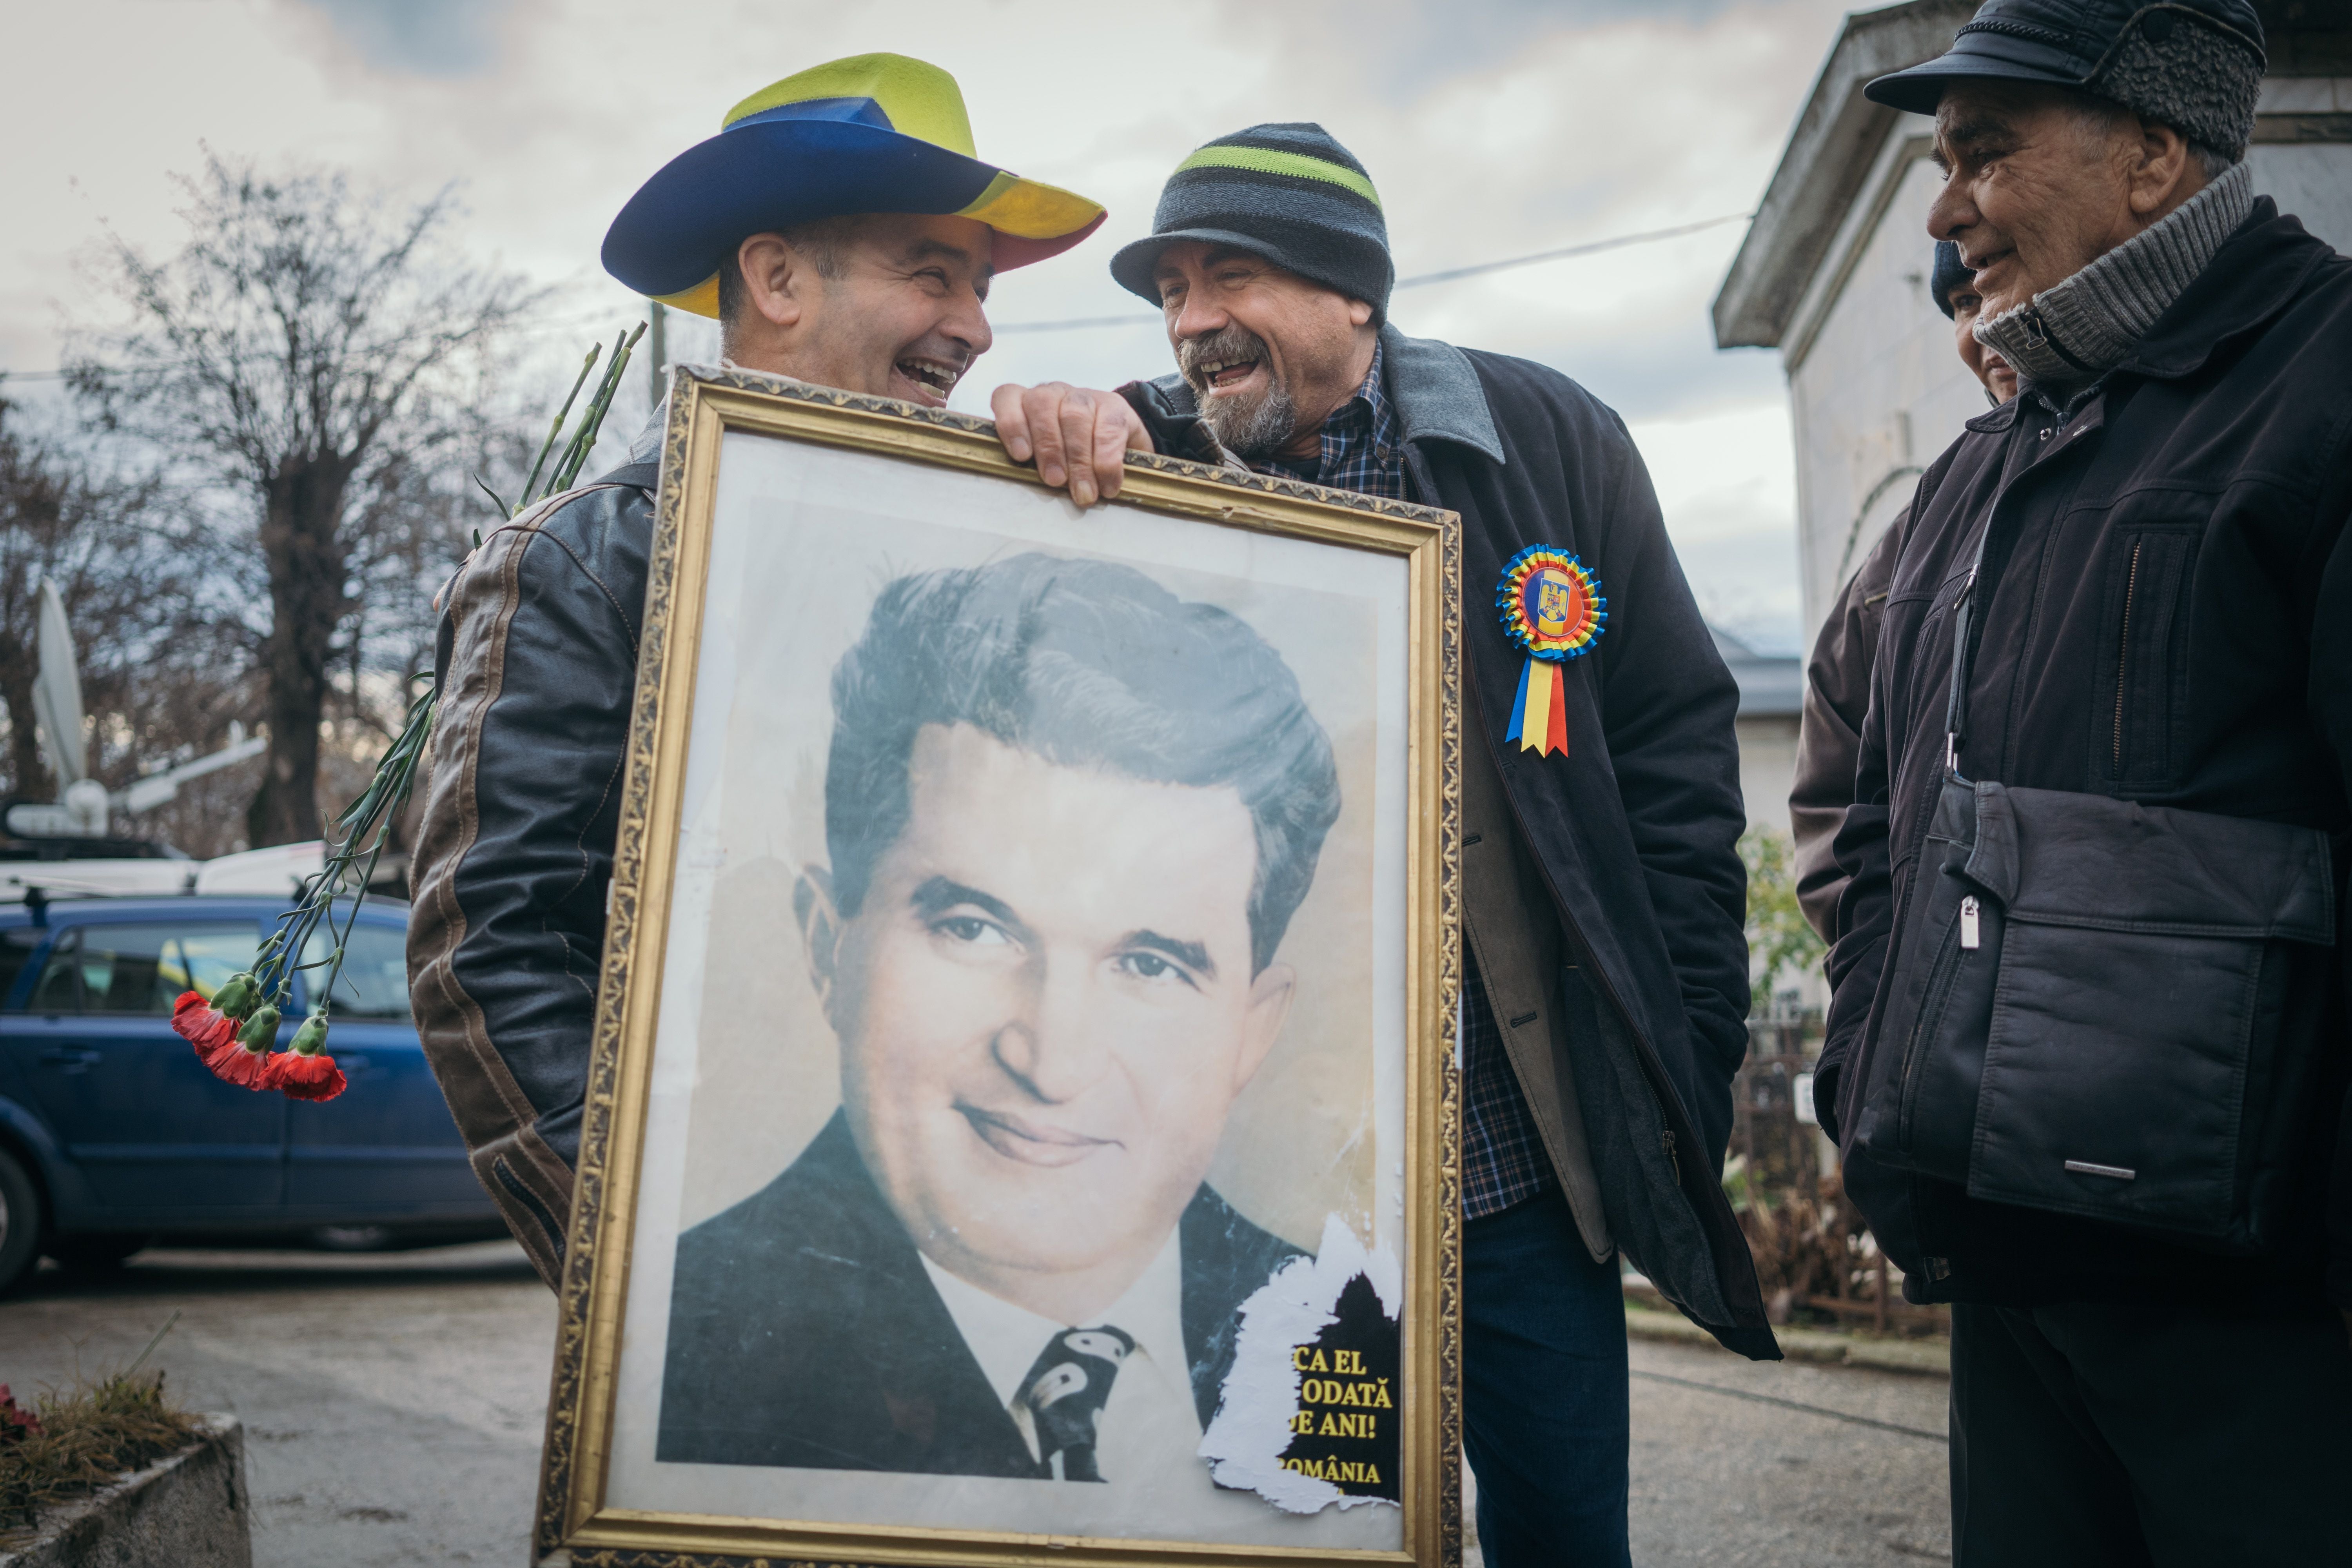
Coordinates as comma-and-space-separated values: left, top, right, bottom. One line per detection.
22, 923, 261, 1015
0, 927, 45, 1008
301, 919, 411, 1021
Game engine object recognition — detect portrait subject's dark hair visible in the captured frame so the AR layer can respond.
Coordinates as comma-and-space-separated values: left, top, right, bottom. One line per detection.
825, 553, 1341, 973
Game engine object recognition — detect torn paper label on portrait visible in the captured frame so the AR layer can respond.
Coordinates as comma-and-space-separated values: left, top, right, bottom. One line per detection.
1198, 1214, 1403, 1513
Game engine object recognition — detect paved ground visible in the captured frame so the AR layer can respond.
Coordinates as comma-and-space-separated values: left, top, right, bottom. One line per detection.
1, 1243, 1949, 1566
0, 1241, 551, 1566
1622, 1336, 1950, 1566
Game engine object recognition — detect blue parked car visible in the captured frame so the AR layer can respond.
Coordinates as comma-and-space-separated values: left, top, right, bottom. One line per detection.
0, 894, 502, 1293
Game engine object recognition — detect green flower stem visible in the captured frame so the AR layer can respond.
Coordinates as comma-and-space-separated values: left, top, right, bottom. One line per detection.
252, 677, 435, 1012
518, 344, 603, 515
255, 323, 643, 1052
546, 323, 645, 499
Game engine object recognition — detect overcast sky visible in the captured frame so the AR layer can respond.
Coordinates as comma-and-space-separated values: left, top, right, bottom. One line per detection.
0, 0, 1866, 650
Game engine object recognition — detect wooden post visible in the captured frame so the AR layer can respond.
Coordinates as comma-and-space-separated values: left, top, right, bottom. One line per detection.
647, 300, 668, 409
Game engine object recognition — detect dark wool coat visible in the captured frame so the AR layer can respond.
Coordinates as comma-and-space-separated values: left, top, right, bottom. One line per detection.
1818, 201, 2352, 1311
1128, 327, 1774, 1357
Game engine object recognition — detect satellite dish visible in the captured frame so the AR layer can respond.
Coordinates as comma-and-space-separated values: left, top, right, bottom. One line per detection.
5, 575, 265, 847
31, 578, 87, 788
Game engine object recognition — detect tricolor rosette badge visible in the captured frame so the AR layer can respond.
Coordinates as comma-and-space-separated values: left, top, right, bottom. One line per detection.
1495, 546, 1605, 757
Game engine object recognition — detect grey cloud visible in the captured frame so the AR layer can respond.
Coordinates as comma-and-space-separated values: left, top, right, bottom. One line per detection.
301, 0, 509, 76
1216, 0, 1757, 97
1439, 314, 1786, 424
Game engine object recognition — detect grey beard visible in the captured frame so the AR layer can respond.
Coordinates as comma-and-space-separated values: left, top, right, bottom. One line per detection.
1196, 379, 1298, 460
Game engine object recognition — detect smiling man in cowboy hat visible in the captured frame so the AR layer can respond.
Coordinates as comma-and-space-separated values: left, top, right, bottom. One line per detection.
407, 54, 1105, 1289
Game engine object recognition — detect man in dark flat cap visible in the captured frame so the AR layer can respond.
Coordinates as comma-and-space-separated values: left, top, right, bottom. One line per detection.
1817, 4, 2352, 1563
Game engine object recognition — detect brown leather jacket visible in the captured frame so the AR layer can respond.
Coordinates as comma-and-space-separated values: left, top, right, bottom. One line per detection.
1789, 516, 1902, 943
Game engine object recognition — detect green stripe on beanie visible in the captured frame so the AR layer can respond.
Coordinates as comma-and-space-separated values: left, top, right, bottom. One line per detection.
1111, 122, 1394, 319
1172, 145, 1381, 208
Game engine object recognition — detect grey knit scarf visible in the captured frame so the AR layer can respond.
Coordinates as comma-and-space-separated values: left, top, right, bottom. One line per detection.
1975, 160, 2253, 388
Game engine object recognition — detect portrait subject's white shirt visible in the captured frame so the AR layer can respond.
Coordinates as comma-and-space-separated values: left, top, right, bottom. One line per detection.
918, 1232, 1211, 1488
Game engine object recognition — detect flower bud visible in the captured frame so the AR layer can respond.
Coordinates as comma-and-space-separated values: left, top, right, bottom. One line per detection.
236, 1005, 281, 1052
212, 973, 260, 1021
291, 1015, 330, 1056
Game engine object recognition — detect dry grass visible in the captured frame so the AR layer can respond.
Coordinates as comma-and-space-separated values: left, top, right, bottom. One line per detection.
0, 1370, 202, 1533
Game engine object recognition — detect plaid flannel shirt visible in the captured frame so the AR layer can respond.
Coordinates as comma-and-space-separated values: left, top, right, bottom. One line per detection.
1256, 344, 1556, 1220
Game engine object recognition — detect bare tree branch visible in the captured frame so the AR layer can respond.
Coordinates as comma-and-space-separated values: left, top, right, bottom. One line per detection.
66, 152, 547, 845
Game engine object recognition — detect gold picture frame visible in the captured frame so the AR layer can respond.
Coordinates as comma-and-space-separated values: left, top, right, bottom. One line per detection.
534, 364, 1463, 1568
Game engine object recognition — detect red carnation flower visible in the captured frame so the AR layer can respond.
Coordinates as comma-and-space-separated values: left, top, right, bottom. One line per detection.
270, 1015, 345, 1102
271, 1051, 347, 1103
176, 992, 282, 1090
210, 1038, 278, 1089
172, 991, 246, 1078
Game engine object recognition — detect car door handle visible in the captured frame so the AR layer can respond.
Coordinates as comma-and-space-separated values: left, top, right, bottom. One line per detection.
40, 1047, 103, 1070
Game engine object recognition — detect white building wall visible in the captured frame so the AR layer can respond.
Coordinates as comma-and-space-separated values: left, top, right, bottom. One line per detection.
1786, 150, 1985, 630
1784, 84, 2352, 635
1736, 715, 1800, 839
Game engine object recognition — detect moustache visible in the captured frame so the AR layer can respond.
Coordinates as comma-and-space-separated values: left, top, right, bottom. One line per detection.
1176, 325, 1272, 390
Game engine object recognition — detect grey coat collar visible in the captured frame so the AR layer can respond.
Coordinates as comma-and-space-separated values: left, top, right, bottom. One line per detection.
1144, 324, 1505, 468
1377, 323, 1504, 464
1976, 160, 2254, 390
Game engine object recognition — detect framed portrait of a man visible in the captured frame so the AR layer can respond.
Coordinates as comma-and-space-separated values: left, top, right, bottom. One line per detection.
535, 365, 1462, 1567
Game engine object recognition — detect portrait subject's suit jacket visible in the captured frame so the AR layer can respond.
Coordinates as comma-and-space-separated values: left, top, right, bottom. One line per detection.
655, 1110, 1302, 1474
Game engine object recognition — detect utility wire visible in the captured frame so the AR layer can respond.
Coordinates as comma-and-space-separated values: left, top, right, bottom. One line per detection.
1395, 209, 1751, 287
4, 209, 1756, 374
993, 209, 1753, 333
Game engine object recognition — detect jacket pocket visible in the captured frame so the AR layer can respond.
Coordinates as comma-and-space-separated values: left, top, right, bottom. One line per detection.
1965, 915, 2269, 1240
2091, 525, 2198, 793
1953, 785, 2334, 1253
1552, 962, 1734, 1329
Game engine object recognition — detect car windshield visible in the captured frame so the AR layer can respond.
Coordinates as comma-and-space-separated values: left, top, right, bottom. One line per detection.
21, 922, 261, 1014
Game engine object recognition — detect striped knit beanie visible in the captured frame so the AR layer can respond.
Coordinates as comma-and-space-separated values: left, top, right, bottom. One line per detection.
1111, 124, 1393, 318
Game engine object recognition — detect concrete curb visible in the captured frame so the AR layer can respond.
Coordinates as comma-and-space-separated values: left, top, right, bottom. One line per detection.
0, 1414, 251, 1568
1626, 1303, 1951, 1378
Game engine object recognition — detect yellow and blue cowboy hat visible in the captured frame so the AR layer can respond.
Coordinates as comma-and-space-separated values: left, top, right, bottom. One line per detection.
602, 54, 1105, 318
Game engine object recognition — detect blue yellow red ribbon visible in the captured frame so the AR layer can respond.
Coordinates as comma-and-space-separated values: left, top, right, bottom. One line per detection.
1495, 546, 1605, 758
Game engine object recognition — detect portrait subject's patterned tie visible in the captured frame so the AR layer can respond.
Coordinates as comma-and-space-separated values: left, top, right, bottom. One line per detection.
1014, 1325, 1135, 1481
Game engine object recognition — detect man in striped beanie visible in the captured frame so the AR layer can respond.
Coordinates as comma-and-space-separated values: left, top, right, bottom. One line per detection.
994, 125, 1771, 1565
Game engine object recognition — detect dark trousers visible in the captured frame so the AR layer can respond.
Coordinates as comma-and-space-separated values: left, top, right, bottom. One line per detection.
1950, 1298, 2352, 1567
1462, 1186, 1630, 1568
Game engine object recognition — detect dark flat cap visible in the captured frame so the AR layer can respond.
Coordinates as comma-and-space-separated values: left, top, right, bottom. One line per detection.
1867, 1, 2267, 160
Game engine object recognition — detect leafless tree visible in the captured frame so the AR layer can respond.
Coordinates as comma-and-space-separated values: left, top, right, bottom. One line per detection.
68, 153, 545, 846
0, 390, 242, 817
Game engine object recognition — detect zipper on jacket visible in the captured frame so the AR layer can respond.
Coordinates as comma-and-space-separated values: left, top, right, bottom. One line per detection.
2113, 539, 2142, 774
2020, 304, 2098, 376
1661, 1127, 1680, 1185
1864, 586, 1982, 1139
1897, 909, 1969, 1151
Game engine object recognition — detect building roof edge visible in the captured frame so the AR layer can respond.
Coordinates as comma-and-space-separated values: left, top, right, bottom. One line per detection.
1711, 0, 1976, 351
